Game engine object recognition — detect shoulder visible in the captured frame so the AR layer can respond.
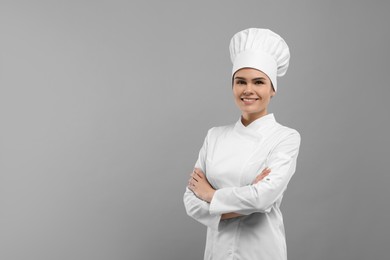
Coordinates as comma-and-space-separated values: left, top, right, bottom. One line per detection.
206, 123, 235, 139
265, 122, 301, 157
273, 121, 301, 144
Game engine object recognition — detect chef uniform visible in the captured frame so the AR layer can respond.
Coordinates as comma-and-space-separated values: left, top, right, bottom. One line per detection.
183, 28, 301, 260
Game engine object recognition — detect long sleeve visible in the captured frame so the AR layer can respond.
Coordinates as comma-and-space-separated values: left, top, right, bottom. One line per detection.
183, 128, 222, 231
209, 130, 301, 215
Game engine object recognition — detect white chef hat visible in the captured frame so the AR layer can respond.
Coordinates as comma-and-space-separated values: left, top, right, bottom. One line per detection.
229, 28, 290, 92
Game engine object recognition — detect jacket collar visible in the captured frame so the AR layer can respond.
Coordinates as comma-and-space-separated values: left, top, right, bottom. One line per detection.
234, 113, 277, 141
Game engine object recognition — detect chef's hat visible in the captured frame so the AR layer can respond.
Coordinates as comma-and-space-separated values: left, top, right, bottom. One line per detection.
229, 28, 290, 92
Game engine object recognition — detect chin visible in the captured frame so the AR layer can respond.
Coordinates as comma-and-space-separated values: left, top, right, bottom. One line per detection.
242, 108, 266, 115
240, 106, 262, 112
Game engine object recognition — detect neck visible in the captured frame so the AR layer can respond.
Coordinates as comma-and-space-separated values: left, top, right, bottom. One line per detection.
241, 110, 268, 127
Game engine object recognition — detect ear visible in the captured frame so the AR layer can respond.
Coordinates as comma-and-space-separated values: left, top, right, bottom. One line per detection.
270, 88, 276, 98
270, 82, 276, 97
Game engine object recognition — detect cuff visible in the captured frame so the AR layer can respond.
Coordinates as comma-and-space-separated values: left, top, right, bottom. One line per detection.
199, 199, 223, 231
209, 188, 227, 215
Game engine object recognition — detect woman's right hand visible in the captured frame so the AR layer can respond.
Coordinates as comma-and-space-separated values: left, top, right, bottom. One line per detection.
252, 167, 271, 184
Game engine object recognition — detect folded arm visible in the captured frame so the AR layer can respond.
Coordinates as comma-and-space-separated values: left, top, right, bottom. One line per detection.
188, 166, 272, 219
183, 128, 224, 231
183, 127, 261, 229
209, 131, 301, 215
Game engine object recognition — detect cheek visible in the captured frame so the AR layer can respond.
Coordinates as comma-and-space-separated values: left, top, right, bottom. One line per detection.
258, 94, 272, 105
232, 89, 241, 99
260, 88, 273, 100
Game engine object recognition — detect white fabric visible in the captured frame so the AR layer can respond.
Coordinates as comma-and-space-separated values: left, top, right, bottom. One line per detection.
229, 28, 290, 92
183, 113, 301, 260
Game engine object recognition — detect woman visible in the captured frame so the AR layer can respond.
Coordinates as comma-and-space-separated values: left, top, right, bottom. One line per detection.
183, 28, 301, 260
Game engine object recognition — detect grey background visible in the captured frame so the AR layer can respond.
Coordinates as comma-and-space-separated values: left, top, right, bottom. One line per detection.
1, 0, 389, 260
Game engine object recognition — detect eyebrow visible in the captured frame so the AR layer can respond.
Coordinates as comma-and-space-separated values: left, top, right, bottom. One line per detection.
234, 77, 266, 81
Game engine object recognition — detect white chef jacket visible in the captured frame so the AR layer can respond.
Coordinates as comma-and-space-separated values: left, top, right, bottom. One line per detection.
183, 113, 301, 260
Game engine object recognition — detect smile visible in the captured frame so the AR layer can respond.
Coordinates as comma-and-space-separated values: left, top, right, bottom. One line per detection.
240, 98, 259, 105
241, 98, 259, 101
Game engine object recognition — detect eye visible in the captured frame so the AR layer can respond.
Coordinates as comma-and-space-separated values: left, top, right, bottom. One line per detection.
254, 81, 264, 85
236, 80, 246, 85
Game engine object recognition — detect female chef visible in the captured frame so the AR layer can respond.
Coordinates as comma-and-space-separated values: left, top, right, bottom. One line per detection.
183, 28, 301, 260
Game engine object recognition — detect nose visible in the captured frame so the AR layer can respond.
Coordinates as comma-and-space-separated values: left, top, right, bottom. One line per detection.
243, 83, 254, 94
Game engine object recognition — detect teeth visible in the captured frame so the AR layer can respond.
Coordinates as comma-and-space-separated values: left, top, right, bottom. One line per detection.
243, 98, 257, 101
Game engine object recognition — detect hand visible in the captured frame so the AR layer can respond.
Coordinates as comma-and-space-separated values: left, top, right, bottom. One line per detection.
252, 167, 271, 184
188, 168, 216, 203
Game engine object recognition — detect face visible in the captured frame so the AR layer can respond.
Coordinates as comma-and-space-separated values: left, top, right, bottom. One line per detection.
232, 67, 275, 119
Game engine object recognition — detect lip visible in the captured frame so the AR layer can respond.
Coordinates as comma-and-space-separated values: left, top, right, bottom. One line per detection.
241, 97, 259, 105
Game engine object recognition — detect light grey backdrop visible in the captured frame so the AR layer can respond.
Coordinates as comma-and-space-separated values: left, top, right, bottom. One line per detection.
1, 1, 389, 260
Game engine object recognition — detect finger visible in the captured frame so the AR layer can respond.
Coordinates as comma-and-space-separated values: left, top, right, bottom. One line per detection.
253, 172, 270, 184
260, 171, 270, 178
188, 179, 196, 187
253, 175, 262, 183
193, 168, 204, 178
193, 171, 203, 180
256, 174, 266, 181
256, 176, 267, 183
259, 169, 271, 177
191, 173, 199, 182
195, 168, 204, 175
261, 168, 271, 174
258, 173, 269, 180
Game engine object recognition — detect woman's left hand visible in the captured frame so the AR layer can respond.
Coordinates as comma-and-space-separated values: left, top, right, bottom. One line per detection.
188, 168, 216, 203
